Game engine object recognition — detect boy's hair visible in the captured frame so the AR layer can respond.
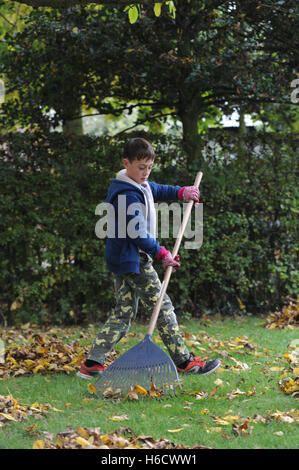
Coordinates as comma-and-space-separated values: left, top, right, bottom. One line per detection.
124, 138, 155, 162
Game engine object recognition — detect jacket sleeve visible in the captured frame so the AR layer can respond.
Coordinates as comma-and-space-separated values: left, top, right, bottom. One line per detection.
149, 181, 181, 202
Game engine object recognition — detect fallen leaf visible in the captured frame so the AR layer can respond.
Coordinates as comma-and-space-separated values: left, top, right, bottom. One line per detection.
213, 415, 240, 425
206, 427, 222, 433
32, 440, 45, 449
214, 378, 224, 386
148, 381, 163, 398
75, 436, 90, 447
124, 387, 139, 401
103, 387, 122, 399
133, 385, 148, 396
232, 420, 253, 436
87, 383, 97, 395
108, 414, 129, 422
77, 427, 90, 439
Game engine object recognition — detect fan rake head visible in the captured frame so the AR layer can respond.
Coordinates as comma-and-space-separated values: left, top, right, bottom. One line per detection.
93, 334, 181, 398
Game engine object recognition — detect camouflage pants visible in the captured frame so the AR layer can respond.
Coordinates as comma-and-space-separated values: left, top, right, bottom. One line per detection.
87, 253, 189, 366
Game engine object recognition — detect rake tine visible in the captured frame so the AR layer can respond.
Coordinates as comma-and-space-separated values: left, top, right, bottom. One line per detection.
165, 363, 171, 396
149, 365, 156, 389
158, 364, 163, 391
163, 363, 167, 396
146, 366, 153, 390
125, 368, 137, 392
112, 368, 125, 391
127, 367, 140, 392
134, 368, 143, 390
113, 368, 127, 392
170, 366, 177, 397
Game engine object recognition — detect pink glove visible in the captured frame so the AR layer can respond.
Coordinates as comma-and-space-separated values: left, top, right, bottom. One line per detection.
156, 246, 181, 271
178, 186, 200, 203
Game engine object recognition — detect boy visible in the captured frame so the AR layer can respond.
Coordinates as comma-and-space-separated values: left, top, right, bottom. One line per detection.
77, 137, 220, 379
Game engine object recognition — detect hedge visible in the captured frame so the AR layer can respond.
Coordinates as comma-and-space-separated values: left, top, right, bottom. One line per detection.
0, 129, 298, 325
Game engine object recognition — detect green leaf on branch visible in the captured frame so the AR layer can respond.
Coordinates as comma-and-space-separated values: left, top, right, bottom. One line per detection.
166, 1, 176, 18
127, 5, 139, 24
154, 3, 162, 17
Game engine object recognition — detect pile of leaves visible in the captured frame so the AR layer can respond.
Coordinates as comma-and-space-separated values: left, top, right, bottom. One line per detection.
32, 426, 210, 449
0, 324, 118, 379
264, 296, 299, 329
279, 377, 299, 398
0, 334, 88, 378
0, 394, 59, 426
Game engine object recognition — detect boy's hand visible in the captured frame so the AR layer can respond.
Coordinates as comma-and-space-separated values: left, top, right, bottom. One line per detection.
156, 246, 181, 271
178, 186, 200, 203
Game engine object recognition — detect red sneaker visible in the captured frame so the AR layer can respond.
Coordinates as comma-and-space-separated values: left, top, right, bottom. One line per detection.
77, 361, 107, 380
177, 355, 220, 375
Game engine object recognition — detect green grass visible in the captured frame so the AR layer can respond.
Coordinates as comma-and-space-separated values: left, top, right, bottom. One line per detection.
0, 316, 298, 449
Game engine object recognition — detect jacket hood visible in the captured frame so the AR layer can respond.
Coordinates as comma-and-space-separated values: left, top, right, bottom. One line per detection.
106, 169, 145, 204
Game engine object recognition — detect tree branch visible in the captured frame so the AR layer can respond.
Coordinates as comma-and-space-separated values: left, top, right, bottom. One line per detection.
11, 0, 166, 9
0, 13, 16, 27
113, 111, 176, 136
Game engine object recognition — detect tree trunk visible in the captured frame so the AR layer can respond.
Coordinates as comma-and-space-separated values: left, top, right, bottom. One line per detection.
238, 108, 246, 161
63, 101, 83, 136
63, 117, 83, 136
180, 106, 201, 165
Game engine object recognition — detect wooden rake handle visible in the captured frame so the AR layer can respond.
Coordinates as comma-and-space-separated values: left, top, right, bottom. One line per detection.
147, 171, 203, 336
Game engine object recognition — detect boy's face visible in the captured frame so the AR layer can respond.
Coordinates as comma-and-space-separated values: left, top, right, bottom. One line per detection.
123, 158, 154, 185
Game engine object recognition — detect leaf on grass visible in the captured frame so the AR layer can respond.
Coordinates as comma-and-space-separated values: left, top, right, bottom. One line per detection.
232, 420, 253, 436
206, 427, 222, 433
124, 387, 139, 401
108, 414, 129, 422
133, 385, 148, 396
213, 415, 240, 425
230, 357, 250, 371
167, 428, 184, 433
87, 383, 97, 395
24, 424, 39, 436
103, 387, 122, 399
148, 382, 163, 398
214, 378, 224, 386
226, 387, 256, 400
0, 412, 18, 422
32, 440, 45, 449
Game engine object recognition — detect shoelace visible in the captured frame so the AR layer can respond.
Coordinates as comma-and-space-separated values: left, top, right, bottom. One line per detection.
190, 355, 206, 368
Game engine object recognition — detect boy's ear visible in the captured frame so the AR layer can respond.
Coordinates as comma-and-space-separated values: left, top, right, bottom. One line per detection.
123, 158, 129, 169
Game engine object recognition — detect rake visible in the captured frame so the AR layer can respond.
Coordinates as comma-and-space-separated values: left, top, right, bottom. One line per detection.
94, 171, 203, 398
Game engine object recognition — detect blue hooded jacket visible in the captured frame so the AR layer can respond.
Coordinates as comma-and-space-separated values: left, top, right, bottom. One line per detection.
105, 175, 181, 274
